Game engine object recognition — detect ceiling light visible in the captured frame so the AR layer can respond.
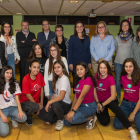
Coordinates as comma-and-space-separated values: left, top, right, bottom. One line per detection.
70, 1, 78, 3
135, 2, 140, 4
109, 13, 114, 15
16, 13, 22, 14
64, 13, 69, 15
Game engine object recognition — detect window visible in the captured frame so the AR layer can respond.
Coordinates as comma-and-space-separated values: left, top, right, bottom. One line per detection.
134, 16, 140, 25
0, 16, 13, 25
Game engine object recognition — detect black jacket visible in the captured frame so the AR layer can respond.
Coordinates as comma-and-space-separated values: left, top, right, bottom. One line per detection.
0, 41, 7, 67
16, 31, 37, 58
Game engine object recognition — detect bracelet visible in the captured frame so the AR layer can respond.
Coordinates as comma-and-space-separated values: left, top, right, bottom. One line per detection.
71, 109, 76, 113
101, 103, 104, 107
96, 101, 99, 104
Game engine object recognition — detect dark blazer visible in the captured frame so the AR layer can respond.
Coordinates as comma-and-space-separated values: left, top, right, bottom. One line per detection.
0, 41, 6, 67
68, 35, 91, 73
16, 31, 37, 58
37, 31, 56, 58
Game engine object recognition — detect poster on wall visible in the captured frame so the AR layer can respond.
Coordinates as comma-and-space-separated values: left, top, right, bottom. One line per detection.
127, 18, 132, 24
15, 29, 21, 34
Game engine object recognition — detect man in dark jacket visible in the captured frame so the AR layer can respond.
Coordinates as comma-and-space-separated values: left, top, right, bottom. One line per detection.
16, 20, 37, 88
37, 19, 56, 58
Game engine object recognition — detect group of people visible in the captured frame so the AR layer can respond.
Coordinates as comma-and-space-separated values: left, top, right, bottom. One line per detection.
0, 18, 140, 140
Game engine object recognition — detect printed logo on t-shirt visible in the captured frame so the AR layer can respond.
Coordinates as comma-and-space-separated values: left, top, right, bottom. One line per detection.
31, 84, 41, 91
99, 83, 103, 87
2, 92, 14, 102
76, 84, 80, 89
127, 84, 132, 88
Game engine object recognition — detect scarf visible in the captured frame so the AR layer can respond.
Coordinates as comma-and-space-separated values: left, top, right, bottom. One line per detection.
120, 32, 132, 42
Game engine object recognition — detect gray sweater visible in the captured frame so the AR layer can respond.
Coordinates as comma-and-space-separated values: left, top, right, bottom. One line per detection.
114, 35, 135, 64
130, 41, 140, 67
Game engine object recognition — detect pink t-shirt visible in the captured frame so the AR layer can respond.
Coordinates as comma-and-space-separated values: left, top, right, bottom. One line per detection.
95, 74, 115, 102
121, 75, 140, 103
74, 77, 95, 104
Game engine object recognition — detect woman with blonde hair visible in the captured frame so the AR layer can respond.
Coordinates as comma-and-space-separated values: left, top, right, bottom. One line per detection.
90, 21, 115, 74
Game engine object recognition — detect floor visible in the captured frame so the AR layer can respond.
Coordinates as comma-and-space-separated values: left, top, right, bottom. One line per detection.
0, 72, 140, 140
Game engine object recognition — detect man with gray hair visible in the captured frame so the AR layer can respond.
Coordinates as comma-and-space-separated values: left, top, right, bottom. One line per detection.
16, 20, 37, 88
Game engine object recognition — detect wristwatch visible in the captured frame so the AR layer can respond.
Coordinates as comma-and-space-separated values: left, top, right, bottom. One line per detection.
71, 109, 76, 113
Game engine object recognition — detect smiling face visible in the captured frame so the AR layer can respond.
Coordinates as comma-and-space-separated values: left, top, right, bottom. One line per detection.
97, 23, 105, 34
122, 21, 129, 33
29, 62, 40, 76
5, 69, 13, 82
50, 46, 57, 59
124, 62, 134, 75
42, 21, 50, 32
99, 63, 108, 77
21, 22, 29, 32
35, 45, 42, 57
4, 23, 11, 35
76, 23, 84, 34
54, 63, 63, 77
55, 27, 63, 37
76, 65, 86, 80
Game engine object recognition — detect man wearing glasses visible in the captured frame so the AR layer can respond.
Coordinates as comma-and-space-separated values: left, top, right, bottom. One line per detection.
37, 20, 56, 58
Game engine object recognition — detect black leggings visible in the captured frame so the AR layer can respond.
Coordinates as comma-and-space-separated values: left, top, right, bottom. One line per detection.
97, 100, 132, 129
38, 101, 71, 124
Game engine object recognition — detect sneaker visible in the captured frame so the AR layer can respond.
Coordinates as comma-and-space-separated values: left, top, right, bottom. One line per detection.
11, 120, 19, 128
25, 121, 33, 126
55, 120, 64, 131
86, 115, 97, 130
130, 130, 138, 140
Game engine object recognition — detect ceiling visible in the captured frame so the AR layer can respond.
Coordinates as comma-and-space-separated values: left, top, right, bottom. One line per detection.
0, 0, 140, 16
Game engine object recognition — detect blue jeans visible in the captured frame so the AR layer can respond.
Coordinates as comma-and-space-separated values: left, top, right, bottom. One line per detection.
113, 100, 140, 133
0, 106, 27, 137
114, 63, 123, 97
64, 102, 97, 126
7, 53, 15, 78
49, 81, 54, 100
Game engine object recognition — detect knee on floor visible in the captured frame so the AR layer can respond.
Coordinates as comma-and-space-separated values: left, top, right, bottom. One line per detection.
0, 129, 9, 137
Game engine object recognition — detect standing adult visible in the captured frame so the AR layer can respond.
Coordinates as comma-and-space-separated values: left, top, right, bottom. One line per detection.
37, 19, 56, 58
0, 21, 20, 78
50, 25, 69, 59
114, 19, 135, 102
131, 26, 140, 67
90, 21, 115, 74
68, 21, 91, 77
16, 20, 37, 88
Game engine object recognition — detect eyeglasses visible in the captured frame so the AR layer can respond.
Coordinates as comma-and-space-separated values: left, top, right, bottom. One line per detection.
55, 30, 63, 32
50, 49, 57, 52
4, 26, 10, 28
98, 26, 105, 29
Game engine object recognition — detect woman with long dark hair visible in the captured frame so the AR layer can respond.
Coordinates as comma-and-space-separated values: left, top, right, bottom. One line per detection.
64, 62, 97, 130
68, 21, 91, 79
113, 58, 140, 138
0, 66, 26, 137
25, 42, 47, 76
39, 60, 71, 131
0, 21, 20, 77
94, 60, 138, 140
131, 26, 140, 67
114, 19, 135, 102
44, 44, 68, 101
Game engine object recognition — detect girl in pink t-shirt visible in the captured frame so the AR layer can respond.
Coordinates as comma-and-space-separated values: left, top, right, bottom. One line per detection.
64, 62, 97, 130
114, 58, 140, 136
95, 60, 138, 140
0, 65, 27, 137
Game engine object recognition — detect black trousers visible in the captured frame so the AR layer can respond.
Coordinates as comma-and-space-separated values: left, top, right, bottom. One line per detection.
19, 57, 27, 89
97, 100, 132, 129
38, 101, 71, 124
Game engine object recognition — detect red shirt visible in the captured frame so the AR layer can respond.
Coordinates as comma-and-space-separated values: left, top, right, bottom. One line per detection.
20, 73, 45, 103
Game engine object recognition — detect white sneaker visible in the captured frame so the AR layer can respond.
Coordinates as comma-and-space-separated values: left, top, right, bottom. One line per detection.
55, 120, 64, 131
11, 120, 19, 128
86, 115, 97, 130
130, 130, 138, 140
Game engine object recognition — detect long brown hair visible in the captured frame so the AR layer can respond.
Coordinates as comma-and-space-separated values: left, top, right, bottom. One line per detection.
96, 60, 113, 81
94, 21, 111, 37
26, 42, 46, 62
48, 44, 61, 75
121, 58, 140, 86
52, 60, 70, 90
136, 26, 140, 43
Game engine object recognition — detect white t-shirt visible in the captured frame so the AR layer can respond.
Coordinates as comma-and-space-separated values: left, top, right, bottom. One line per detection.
54, 75, 71, 104
0, 82, 21, 109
